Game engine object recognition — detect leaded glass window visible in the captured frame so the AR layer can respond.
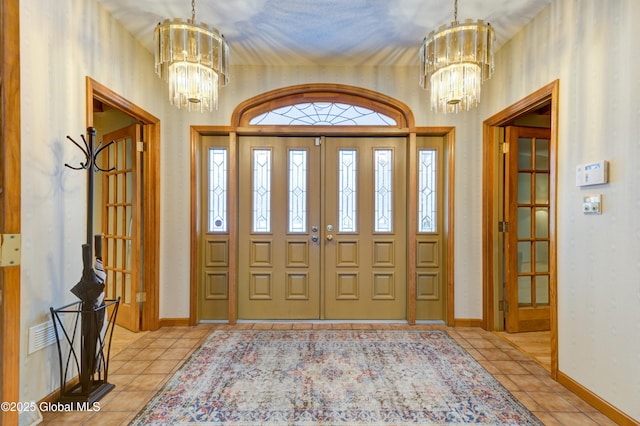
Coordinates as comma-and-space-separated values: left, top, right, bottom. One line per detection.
374, 149, 393, 232
418, 149, 437, 233
252, 149, 271, 233
250, 102, 397, 126
338, 149, 357, 232
208, 148, 228, 232
288, 149, 307, 233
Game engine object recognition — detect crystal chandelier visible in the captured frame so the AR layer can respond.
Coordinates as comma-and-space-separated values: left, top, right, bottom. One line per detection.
154, 0, 229, 112
419, 0, 495, 114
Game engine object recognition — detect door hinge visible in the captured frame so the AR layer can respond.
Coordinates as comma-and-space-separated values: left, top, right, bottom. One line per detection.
500, 142, 509, 154
0, 234, 21, 267
499, 300, 509, 313
136, 141, 146, 152
498, 221, 509, 232
136, 292, 147, 303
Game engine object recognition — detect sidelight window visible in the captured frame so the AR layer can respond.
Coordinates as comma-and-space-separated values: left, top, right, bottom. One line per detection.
252, 149, 272, 233
207, 148, 228, 232
418, 149, 437, 233
374, 149, 393, 232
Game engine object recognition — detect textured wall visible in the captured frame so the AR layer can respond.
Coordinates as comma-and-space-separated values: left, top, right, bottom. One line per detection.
19, 0, 168, 403
478, 0, 640, 420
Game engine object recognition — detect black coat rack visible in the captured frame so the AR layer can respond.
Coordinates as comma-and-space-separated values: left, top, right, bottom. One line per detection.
51, 127, 120, 405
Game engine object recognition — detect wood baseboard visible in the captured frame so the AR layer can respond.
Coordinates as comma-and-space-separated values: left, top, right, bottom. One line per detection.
557, 371, 638, 425
159, 318, 191, 327
452, 318, 484, 328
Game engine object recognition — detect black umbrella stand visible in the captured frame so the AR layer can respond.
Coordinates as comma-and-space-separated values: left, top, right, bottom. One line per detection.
50, 127, 121, 406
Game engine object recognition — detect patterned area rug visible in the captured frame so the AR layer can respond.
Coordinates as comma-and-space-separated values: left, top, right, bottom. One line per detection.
131, 330, 542, 425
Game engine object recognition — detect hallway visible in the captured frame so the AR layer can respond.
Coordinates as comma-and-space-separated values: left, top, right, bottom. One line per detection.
40, 324, 614, 425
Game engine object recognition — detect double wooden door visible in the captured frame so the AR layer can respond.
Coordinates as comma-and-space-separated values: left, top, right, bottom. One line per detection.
238, 136, 406, 320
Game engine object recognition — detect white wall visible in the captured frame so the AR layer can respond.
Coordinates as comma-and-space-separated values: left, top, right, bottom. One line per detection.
478, 0, 640, 420
19, 0, 640, 420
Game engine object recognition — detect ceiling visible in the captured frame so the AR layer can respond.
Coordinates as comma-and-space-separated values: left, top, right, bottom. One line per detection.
95, 0, 552, 66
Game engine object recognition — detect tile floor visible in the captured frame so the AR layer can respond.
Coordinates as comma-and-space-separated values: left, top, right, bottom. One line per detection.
40, 323, 617, 425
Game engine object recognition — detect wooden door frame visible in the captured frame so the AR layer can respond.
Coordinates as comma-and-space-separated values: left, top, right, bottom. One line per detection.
86, 77, 161, 331
482, 80, 559, 377
1, 0, 21, 423
189, 84, 456, 326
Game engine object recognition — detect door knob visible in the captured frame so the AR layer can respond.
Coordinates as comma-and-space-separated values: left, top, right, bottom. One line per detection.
311, 235, 319, 243
326, 234, 334, 241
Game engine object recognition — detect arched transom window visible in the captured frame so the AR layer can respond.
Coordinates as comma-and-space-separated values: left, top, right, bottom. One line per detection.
232, 84, 414, 129
249, 102, 397, 126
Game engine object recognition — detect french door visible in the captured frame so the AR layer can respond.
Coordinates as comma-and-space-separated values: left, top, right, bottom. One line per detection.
238, 136, 406, 320
504, 126, 551, 332
100, 124, 142, 331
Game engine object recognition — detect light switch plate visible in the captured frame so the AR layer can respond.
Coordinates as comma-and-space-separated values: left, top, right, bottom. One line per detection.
582, 195, 602, 214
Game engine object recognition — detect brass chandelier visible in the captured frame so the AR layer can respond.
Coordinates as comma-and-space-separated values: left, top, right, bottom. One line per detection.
154, 0, 229, 112
419, 0, 495, 114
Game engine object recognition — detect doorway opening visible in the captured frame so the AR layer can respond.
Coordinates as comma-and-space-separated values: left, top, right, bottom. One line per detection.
86, 77, 161, 331
190, 84, 455, 325
482, 80, 559, 377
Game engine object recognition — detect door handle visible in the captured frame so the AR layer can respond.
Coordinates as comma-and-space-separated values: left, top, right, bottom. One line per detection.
311, 235, 319, 243
326, 234, 334, 241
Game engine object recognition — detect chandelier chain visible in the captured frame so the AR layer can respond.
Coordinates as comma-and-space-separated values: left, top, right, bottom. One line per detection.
192, 0, 196, 21
454, 0, 458, 23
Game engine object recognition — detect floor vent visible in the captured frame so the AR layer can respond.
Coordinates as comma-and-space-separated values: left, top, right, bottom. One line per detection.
28, 320, 58, 354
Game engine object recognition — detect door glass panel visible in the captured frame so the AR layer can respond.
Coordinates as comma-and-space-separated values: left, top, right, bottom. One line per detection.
518, 241, 531, 273
418, 149, 437, 233
126, 167, 133, 203
534, 207, 549, 238
518, 276, 532, 307
535, 275, 549, 305
517, 207, 531, 238
535, 139, 549, 170
518, 137, 532, 169
252, 149, 271, 233
517, 173, 531, 203
249, 102, 397, 126
338, 149, 357, 232
288, 149, 307, 233
125, 137, 133, 169
208, 148, 228, 232
535, 173, 549, 204
374, 149, 393, 232
535, 241, 549, 272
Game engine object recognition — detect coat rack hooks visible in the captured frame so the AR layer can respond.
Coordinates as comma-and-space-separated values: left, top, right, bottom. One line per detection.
64, 129, 116, 173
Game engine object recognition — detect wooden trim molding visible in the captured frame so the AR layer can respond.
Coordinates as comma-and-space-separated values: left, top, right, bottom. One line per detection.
453, 319, 483, 328
446, 128, 456, 326
232, 83, 415, 129
482, 80, 559, 375
557, 371, 638, 425
159, 318, 191, 327
86, 77, 161, 331
1, 0, 21, 424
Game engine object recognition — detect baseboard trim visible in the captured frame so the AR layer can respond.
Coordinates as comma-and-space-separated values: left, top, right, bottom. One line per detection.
452, 318, 483, 328
557, 370, 638, 425
159, 318, 191, 327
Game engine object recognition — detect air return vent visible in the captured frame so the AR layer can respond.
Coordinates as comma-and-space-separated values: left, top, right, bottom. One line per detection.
28, 320, 58, 354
